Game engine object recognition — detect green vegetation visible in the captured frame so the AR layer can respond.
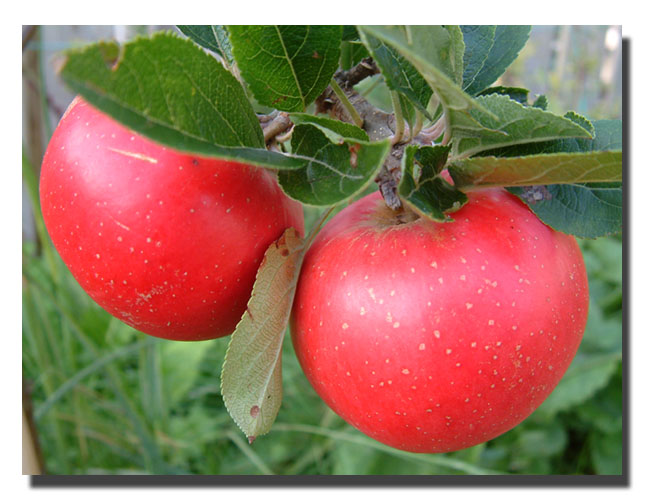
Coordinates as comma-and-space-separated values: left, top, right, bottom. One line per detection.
23, 196, 622, 474
22, 25, 622, 475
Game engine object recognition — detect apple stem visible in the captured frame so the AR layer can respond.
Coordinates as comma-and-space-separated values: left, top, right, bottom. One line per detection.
375, 145, 405, 211
305, 205, 338, 247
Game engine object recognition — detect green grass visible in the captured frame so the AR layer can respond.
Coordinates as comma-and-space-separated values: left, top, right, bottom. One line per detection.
22, 191, 623, 475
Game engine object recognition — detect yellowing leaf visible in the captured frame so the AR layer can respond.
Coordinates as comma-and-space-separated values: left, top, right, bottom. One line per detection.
449, 151, 622, 189
221, 228, 307, 443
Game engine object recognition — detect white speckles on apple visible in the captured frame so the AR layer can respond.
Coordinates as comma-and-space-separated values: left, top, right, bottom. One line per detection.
341, 323, 349, 330
419, 343, 426, 350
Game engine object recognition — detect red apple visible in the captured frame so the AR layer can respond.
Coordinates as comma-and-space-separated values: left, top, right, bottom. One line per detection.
40, 97, 304, 341
291, 189, 588, 453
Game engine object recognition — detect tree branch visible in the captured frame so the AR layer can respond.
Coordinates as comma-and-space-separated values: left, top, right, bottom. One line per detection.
261, 112, 292, 144
319, 58, 405, 209
334, 57, 379, 89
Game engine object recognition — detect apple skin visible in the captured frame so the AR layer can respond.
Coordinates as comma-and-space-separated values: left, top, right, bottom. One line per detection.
40, 97, 304, 341
291, 189, 588, 453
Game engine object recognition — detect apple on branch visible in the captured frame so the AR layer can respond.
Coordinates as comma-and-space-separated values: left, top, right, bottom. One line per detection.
39, 97, 304, 341
290, 189, 588, 453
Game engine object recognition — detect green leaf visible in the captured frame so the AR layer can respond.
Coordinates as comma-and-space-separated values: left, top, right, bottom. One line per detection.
278, 124, 391, 206
398, 94, 417, 133
360, 26, 458, 82
532, 94, 548, 110
357, 30, 433, 119
342, 26, 360, 41
534, 352, 621, 419
59, 32, 316, 170
510, 182, 622, 239
61, 32, 263, 149
479, 114, 617, 157
477, 86, 530, 105
228, 25, 342, 112
348, 41, 370, 67
564, 111, 596, 137
444, 25, 465, 86
452, 94, 594, 159
221, 228, 307, 443
176, 25, 234, 66
460, 26, 496, 91
503, 120, 623, 238
399, 145, 467, 221
449, 151, 622, 189
358, 25, 491, 142
289, 113, 369, 142
463, 25, 531, 96
585, 119, 623, 151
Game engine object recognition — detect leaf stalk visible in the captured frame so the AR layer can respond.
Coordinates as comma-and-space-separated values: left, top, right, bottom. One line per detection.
329, 78, 364, 128
390, 91, 405, 145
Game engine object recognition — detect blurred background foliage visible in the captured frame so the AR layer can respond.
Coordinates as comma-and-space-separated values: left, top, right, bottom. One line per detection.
22, 25, 623, 475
